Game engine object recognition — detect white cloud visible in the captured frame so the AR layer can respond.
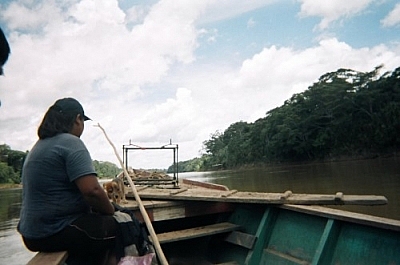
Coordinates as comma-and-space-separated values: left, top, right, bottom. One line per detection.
298, 0, 375, 30
239, 38, 398, 87
0, 0, 201, 106
0, 0, 202, 167
125, 5, 150, 25
1, 0, 61, 31
381, 3, 400, 27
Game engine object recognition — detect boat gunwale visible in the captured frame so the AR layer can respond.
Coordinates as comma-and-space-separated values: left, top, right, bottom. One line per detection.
281, 204, 400, 232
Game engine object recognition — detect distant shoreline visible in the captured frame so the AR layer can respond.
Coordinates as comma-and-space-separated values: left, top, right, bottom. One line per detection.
0, 179, 111, 189
0, 183, 22, 189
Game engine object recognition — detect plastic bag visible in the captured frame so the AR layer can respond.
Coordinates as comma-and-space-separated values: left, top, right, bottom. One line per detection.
118, 253, 155, 265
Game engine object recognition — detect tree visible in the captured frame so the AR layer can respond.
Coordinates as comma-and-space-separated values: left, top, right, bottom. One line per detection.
200, 65, 400, 168
92, 160, 121, 178
0, 144, 27, 183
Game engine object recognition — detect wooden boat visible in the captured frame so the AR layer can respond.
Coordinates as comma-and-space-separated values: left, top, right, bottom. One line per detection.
28, 178, 400, 265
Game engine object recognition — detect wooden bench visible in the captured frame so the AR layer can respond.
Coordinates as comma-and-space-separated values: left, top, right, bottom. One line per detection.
156, 221, 257, 250
27, 251, 68, 265
156, 222, 241, 244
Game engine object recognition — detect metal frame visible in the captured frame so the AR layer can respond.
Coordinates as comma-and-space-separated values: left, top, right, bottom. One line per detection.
122, 142, 179, 185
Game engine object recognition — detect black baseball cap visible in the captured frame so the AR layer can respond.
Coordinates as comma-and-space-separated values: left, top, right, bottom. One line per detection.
53, 97, 91, 121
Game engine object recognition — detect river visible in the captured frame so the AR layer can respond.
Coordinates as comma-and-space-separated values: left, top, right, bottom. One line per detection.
1, 157, 399, 264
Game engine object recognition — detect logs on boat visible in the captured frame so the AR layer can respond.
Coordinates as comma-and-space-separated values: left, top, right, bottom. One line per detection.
127, 184, 388, 206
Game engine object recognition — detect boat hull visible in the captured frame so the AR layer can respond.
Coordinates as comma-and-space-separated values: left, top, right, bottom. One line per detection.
123, 198, 400, 265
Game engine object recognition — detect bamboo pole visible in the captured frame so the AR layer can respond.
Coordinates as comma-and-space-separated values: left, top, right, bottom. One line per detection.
95, 123, 168, 265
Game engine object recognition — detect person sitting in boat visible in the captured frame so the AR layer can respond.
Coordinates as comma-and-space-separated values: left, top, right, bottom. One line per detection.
17, 98, 118, 265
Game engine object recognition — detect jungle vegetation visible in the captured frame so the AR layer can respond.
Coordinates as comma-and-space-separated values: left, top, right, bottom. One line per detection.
173, 65, 400, 171
0, 144, 26, 184
92, 160, 121, 179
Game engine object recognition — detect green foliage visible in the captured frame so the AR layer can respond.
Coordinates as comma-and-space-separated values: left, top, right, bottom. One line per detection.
0, 162, 15, 183
201, 65, 400, 169
167, 157, 205, 173
202, 122, 254, 168
0, 144, 27, 183
93, 160, 121, 178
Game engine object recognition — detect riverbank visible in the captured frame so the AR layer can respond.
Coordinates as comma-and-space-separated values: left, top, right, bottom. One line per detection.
0, 183, 22, 189
226, 151, 400, 171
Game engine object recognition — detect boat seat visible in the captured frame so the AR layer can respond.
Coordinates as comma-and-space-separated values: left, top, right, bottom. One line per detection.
27, 251, 68, 265
156, 222, 241, 244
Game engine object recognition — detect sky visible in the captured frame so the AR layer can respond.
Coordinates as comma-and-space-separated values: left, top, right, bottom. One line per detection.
1, 0, 400, 169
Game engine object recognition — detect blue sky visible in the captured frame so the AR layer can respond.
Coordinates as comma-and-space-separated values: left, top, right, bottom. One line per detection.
1, 0, 400, 168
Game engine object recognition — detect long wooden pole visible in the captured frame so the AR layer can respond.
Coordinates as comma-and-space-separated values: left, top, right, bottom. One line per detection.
95, 123, 169, 265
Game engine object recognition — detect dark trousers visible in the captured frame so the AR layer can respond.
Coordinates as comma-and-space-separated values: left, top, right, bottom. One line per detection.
22, 213, 117, 264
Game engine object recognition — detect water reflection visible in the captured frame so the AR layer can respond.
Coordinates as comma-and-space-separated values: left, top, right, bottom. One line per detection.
0, 188, 35, 265
0, 189, 22, 222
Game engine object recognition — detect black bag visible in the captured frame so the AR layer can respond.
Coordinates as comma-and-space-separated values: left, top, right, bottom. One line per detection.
113, 203, 152, 259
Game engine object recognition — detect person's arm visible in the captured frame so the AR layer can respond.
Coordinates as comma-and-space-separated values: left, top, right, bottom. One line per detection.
75, 174, 115, 215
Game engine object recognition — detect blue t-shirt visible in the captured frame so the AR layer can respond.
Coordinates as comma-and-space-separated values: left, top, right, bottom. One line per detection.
18, 133, 97, 239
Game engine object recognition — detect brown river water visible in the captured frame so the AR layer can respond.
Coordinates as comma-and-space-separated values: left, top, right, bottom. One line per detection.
1, 157, 399, 264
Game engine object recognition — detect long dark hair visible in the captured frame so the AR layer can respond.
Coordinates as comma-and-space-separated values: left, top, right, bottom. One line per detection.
37, 105, 77, 139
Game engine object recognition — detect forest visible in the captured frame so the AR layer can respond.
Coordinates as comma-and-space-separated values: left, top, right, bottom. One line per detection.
0, 144, 120, 184
0, 144, 26, 183
172, 65, 400, 172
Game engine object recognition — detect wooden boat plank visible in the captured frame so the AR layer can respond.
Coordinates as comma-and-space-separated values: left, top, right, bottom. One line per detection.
224, 231, 257, 249
124, 199, 183, 210
281, 204, 400, 232
182, 178, 229, 190
27, 251, 68, 265
156, 222, 241, 244
265, 248, 309, 265
133, 188, 388, 205
221, 190, 239, 197
125, 200, 235, 222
